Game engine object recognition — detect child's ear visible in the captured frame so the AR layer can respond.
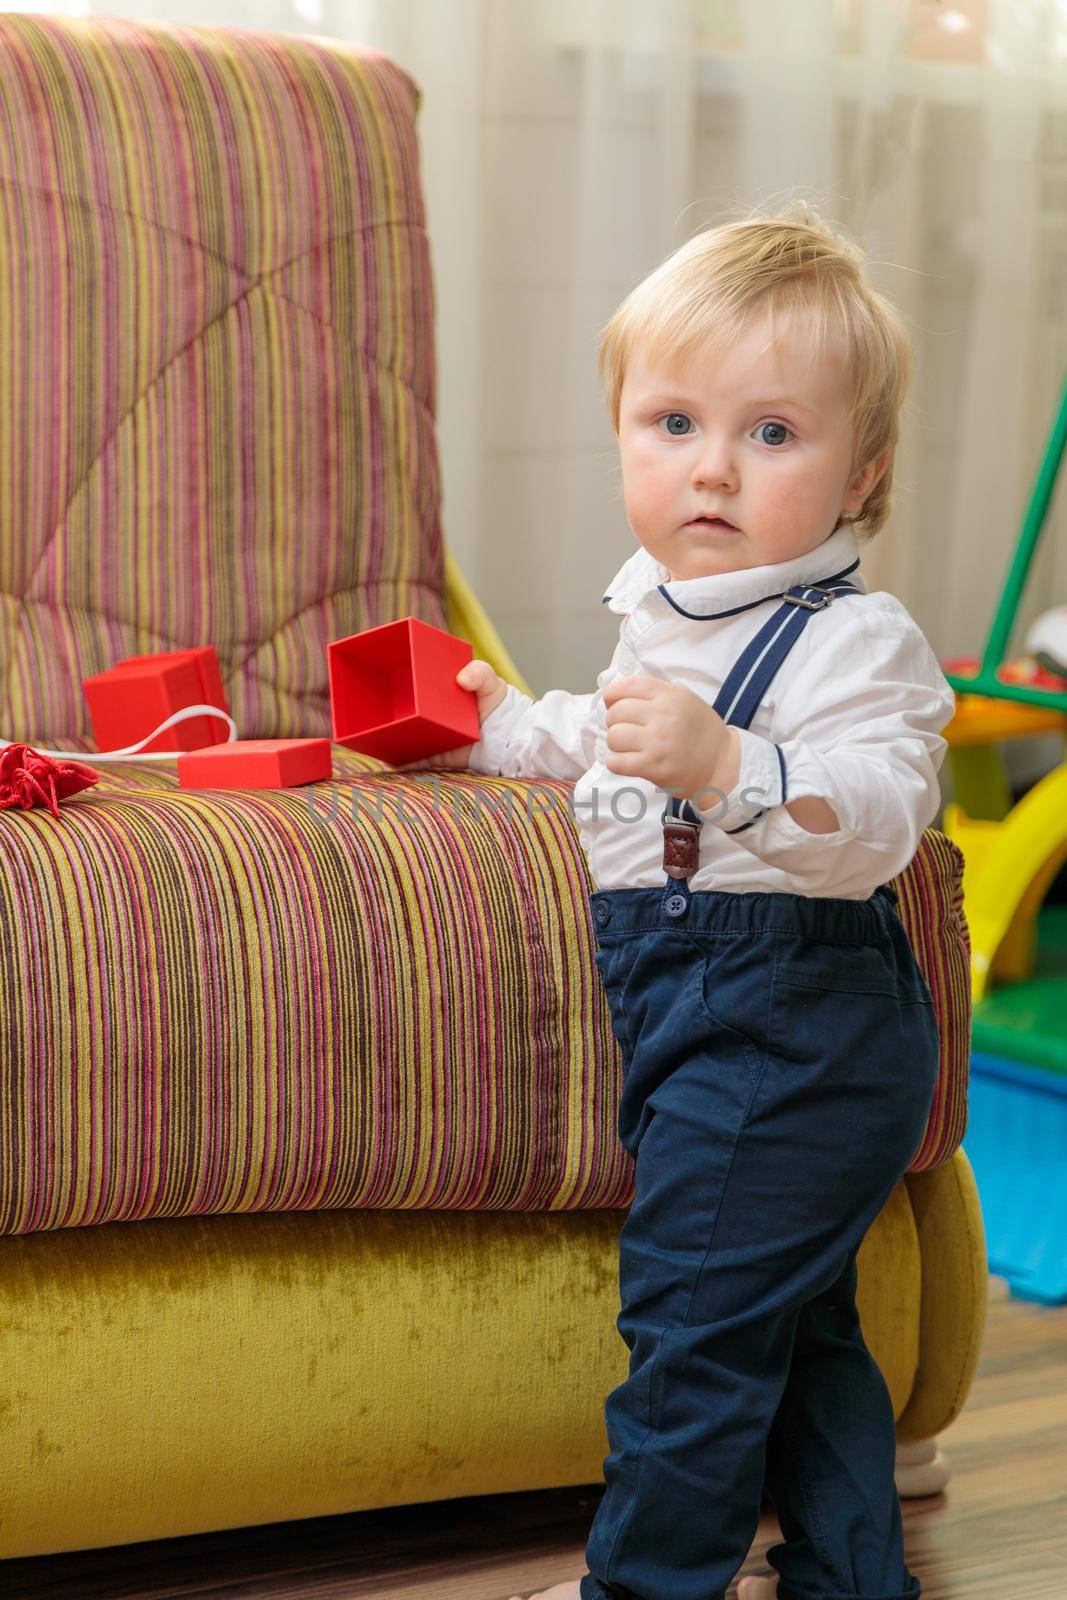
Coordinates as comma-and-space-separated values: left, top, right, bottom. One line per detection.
845, 447, 892, 513
859, 448, 892, 496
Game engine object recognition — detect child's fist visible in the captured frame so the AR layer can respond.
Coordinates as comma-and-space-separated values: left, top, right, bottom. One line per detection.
602, 673, 739, 802
394, 659, 508, 771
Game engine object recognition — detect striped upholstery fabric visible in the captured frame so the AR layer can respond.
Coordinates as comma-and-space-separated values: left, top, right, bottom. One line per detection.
0, 752, 631, 1236
895, 828, 971, 1171
0, 15, 444, 745
0, 743, 967, 1235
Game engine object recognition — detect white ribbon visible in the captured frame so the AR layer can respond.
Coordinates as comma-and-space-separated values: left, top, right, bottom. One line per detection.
0, 704, 238, 763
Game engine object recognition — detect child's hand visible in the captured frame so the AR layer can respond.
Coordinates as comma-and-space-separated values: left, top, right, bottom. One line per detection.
458, 657, 508, 722
394, 659, 508, 771
602, 674, 741, 804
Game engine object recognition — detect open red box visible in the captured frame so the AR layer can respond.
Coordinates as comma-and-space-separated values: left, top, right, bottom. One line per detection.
83, 647, 230, 754
327, 617, 480, 764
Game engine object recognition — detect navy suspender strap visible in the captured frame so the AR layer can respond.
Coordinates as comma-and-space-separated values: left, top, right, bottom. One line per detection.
661, 579, 864, 885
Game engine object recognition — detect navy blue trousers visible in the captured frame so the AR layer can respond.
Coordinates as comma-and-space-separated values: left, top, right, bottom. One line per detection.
578, 882, 940, 1600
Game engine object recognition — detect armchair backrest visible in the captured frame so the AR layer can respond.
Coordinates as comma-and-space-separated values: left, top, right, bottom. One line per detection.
0, 15, 446, 746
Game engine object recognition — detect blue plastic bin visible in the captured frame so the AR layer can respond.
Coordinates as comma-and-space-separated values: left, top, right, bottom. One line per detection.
966, 1051, 1067, 1305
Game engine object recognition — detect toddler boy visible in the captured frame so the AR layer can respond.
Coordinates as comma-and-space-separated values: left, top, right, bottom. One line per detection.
417, 203, 954, 1600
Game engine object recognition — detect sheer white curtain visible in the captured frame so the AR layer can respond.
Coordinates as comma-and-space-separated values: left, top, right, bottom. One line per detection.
14, 0, 1067, 723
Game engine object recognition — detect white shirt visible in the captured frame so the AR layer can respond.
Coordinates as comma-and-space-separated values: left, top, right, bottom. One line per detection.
467, 524, 955, 901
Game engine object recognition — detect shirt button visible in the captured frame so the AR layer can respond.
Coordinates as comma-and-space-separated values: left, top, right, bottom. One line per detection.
617, 646, 638, 674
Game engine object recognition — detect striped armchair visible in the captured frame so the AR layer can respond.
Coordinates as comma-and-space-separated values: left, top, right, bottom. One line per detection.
0, 15, 986, 1562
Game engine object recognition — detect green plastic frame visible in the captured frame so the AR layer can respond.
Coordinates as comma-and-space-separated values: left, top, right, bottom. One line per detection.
942, 373, 1067, 712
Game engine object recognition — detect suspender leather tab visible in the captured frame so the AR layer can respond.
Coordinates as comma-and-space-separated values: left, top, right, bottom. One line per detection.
662, 812, 701, 880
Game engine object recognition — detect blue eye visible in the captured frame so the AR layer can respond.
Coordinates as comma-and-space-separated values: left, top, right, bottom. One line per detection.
756, 420, 793, 447
657, 412, 692, 436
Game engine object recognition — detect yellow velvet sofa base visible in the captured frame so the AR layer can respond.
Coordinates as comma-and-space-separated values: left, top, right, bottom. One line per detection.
0, 1149, 986, 1560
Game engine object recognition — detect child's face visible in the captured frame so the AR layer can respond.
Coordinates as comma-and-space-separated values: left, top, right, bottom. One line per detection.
616, 310, 888, 581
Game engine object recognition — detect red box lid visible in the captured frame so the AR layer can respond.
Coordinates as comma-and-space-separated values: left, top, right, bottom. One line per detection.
177, 738, 332, 790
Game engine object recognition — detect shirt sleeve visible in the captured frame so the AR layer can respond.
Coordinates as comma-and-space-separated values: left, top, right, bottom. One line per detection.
695, 598, 956, 896
466, 680, 599, 780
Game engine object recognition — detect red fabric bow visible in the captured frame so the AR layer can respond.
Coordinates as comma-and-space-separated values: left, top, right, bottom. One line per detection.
0, 743, 101, 818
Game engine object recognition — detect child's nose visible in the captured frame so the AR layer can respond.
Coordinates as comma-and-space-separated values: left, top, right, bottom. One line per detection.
692, 433, 740, 487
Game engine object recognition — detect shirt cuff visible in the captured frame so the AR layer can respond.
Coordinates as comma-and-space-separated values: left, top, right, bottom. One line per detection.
465, 682, 534, 774
692, 727, 787, 834
771, 741, 861, 840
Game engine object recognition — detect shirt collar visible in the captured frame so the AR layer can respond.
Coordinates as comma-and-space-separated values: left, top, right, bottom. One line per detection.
601, 524, 865, 618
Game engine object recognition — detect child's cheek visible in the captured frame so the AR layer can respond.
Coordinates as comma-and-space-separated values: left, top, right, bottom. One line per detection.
622, 441, 675, 537
758, 464, 827, 530
766, 445, 848, 514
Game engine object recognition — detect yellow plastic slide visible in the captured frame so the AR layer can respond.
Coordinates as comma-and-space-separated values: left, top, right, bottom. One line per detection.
943, 761, 1067, 998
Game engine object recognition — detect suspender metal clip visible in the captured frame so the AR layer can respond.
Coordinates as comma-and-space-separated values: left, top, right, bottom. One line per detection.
781, 585, 836, 611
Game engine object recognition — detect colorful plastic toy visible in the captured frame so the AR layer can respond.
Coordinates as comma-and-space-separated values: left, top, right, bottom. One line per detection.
178, 738, 332, 790
939, 364, 1067, 998
327, 617, 480, 764
940, 368, 1067, 1302
83, 647, 231, 754
941, 653, 1067, 822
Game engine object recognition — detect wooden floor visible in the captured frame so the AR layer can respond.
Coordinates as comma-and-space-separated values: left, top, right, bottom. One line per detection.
6, 1277, 1066, 1599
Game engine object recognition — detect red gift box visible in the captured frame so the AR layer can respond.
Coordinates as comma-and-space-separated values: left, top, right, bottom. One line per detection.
178, 738, 332, 790
327, 618, 480, 764
83, 647, 230, 754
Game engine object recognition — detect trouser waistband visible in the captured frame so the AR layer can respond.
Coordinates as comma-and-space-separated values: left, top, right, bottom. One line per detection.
589, 882, 900, 942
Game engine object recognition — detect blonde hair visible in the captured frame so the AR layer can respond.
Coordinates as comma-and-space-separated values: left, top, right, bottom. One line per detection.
596, 200, 913, 540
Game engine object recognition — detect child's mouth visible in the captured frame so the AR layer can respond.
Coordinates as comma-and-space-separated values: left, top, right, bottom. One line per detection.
687, 516, 740, 533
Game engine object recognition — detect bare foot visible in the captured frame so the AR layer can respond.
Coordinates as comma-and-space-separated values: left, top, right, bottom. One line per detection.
506, 1582, 583, 1600
737, 1574, 778, 1599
